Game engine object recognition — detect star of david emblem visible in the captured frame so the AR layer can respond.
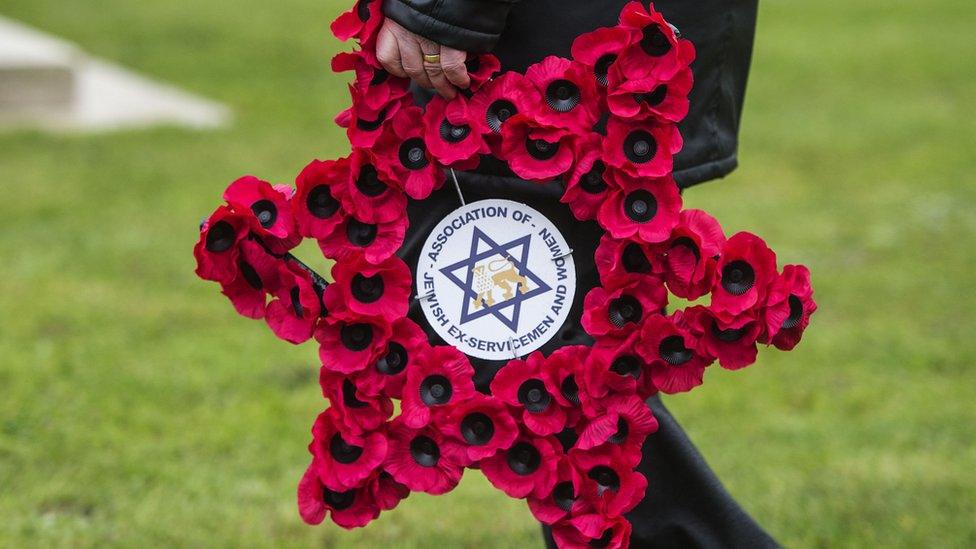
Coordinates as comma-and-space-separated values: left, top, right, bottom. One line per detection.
439, 227, 552, 333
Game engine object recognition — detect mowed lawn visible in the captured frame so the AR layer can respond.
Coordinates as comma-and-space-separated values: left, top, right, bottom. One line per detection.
1, 0, 974, 546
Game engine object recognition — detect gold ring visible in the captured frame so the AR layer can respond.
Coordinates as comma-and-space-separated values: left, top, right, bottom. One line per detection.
423, 53, 441, 64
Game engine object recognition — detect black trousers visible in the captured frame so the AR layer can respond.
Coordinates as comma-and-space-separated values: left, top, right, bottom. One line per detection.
542, 395, 779, 548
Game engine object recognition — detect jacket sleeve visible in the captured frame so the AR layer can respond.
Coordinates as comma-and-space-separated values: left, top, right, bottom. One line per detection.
382, 0, 520, 53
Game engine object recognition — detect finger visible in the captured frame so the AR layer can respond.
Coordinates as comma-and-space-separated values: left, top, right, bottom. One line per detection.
400, 41, 434, 89
424, 57, 457, 99
440, 47, 471, 90
375, 25, 407, 78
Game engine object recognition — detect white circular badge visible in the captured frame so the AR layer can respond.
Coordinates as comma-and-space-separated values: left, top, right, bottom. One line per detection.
417, 199, 577, 360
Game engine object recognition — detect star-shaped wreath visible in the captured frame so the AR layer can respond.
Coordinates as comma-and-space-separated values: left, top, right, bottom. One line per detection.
192, 2, 818, 547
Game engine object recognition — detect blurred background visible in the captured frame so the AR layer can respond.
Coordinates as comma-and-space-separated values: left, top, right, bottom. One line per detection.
1, 0, 974, 547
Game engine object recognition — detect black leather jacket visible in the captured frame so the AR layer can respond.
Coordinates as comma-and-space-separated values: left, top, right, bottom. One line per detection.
383, 0, 759, 188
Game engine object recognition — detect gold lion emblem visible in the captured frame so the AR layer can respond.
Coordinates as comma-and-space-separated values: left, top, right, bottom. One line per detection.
471, 257, 530, 310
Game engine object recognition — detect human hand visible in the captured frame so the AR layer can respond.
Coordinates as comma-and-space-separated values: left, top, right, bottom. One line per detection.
375, 18, 470, 99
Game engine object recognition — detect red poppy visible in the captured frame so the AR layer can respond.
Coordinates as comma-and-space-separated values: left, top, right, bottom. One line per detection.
607, 65, 693, 123
293, 159, 348, 240
265, 259, 322, 344
763, 265, 817, 350
320, 371, 394, 433
317, 210, 407, 265
491, 352, 568, 437
400, 345, 476, 429
338, 85, 408, 149
222, 175, 300, 255
325, 253, 410, 321
315, 311, 392, 374
329, 150, 406, 224
500, 114, 577, 182
541, 345, 592, 429
581, 278, 668, 338
663, 208, 726, 300
330, 0, 384, 46
422, 96, 488, 170
637, 311, 714, 394
440, 393, 519, 463
685, 305, 762, 371
570, 444, 647, 517
575, 394, 657, 463
598, 170, 682, 243
527, 458, 587, 524
309, 409, 387, 491
218, 239, 281, 319
331, 50, 411, 115
463, 53, 502, 93
711, 232, 778, 319
571, 26, 637, 89
370, 470, 411, 511
467, 72, 542, 148
297, 461, 383, 528
194, 205, 251, 284
560, 133, 618, 221
616, 1, 696, 81
552, 513, 633, 549
384, 418, 465, 495
581, 331, 655, 403
372, 106, 445, 200
525, 56, 601, 132
603, 116, 683, 179
594, 234, 666, 288
356, 318, 429, 399
480, 430, 562, 499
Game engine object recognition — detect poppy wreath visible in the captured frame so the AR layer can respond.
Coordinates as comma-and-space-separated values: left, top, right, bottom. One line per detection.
193, 2, 817, 547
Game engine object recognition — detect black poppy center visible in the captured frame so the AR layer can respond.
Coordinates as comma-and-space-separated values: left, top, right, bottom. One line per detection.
782, 295, 804, 329
355, 0, 372, 22
711, 320, 747, 343
608, 295, 643, 327
398, 138, 428, 170
622, 243, 652, 273
356, 108, 386, 132
580, 161, 608, 194
323, 487, 356, 510
329, 433, 364, 464
290, 286, 304, 318
251, 199, 277, 229
465, 56, 481, 73
623, 130, 657, 163
507, 442, 542, 475
641, 25, 672, 57
545, 79, 581, 113
239, 260, 263, 290
461, 412, 495, 445
588, 465, 621, 494
340, 323, 373, 351
354, 165, 387, 197
307, 185, 340, 219
420, 374, 453, 406
610, 355, 642, 379
594, 53, 617, 87
635, 84, 668, 107
560, 374, 580, 406
526, 138, 560, 161
669, 236, 702, 263
369, 68, 388, 86
659, 335, 693, 366
351, 273, 384, 303
440, 119, 471, 143
375, 342, 408, 375
590, 529, 614, 548
721, 260, 755, 296
205, 220, 236, 253
517, 379, 552, 413
346, 219, 378, 247
342, 379, 368, 409
608, 417, 630, 444
553, 481, 576, 511
486, 99, 517, 132
624, 190, 659, 223
409, 435, 441, 467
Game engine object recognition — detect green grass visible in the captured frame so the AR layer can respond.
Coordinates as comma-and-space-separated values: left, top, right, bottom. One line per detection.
1, 0, 974, 546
